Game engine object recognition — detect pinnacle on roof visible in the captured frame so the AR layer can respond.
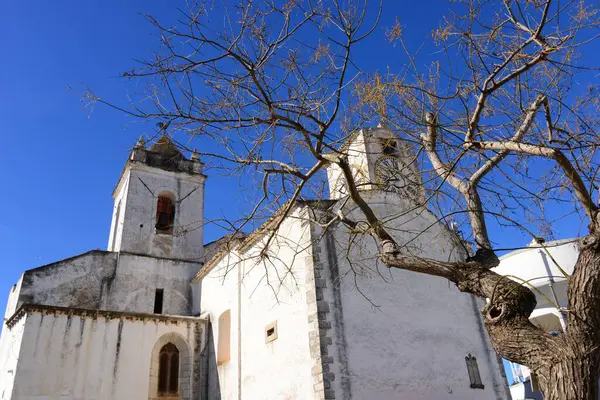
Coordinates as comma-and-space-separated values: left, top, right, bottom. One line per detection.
377, 119, 392, 131
135, 136, 146, 149
191, 148, 200, 162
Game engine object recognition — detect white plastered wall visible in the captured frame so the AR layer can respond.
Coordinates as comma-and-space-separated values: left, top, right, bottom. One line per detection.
197, 208, 315, 400
0, 315, 25, 399
6, 311, 205, 400
107, 173, 130, 252
325, 191, 508, 399
108, 253, 201, 315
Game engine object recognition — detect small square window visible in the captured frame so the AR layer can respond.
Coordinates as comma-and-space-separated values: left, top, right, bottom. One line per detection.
265, 321, 278, 343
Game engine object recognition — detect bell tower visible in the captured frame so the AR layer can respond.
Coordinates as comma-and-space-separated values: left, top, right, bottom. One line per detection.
107, 135, 206, 261
326, 122, 425, 203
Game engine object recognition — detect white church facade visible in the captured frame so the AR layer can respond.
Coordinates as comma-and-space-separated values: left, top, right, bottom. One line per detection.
0, 127, 510, 399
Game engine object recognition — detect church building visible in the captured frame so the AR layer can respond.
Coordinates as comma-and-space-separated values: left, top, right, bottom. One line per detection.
0, 125, 509, 399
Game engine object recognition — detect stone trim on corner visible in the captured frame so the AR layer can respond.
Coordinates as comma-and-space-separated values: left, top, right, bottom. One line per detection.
304, 216, 336, 400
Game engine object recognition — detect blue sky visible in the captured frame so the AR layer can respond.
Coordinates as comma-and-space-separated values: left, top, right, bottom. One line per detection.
0, 0, 453, 308
0, 1, 594, 385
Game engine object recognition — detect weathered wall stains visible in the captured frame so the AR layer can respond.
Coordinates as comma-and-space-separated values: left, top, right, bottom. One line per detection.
106, 252, 201, 315
5, 250, 201, 319
112, 319, 124, 389
1, 305, 206, 400
14, 250, 118, 312
0, 313, 26, 399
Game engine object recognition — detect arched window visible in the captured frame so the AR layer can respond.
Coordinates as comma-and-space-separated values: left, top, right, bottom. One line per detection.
217, 310, 231, 364
155, 194, 175, 234
158, 343, 179, 397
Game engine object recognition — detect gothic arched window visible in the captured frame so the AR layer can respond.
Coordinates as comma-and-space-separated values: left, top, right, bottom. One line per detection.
158, 343, 179, 396
156, 194, 175, 234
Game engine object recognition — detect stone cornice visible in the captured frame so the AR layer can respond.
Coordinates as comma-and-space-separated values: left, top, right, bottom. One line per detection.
5, 303, 207, 329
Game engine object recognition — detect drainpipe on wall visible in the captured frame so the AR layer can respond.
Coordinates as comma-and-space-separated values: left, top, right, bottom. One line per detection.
538, 250, 567, 332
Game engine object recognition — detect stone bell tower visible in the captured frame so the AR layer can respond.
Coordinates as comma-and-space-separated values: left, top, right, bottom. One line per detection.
326, 122, 426, 203
107, 135, 206, 261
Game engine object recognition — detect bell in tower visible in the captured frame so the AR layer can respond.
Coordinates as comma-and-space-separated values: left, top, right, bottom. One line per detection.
107, 135, 207, 261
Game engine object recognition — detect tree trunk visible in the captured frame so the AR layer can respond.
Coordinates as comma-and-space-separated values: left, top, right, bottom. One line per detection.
382, 233, 600, 399
537, 357, 599, 400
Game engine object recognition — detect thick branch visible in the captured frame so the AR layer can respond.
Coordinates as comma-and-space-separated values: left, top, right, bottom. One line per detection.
422, 113, 467, 192
470, 141, 597, 219
380, 252, 556, 367
333, 155, 395, 244
470, 94, 548, 185
422, 113, 496, 259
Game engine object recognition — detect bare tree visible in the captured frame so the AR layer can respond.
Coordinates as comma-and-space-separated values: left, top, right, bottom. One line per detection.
89, 0, 600, 398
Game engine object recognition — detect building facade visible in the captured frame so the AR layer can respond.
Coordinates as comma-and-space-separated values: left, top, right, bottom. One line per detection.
0, 127, 510, 399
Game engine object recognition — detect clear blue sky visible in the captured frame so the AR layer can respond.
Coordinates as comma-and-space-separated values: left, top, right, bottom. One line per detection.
0, 1, 592, 384
0, 0, 454, 306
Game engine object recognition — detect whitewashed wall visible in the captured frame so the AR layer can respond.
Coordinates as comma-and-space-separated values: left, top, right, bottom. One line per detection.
197, 252, 239, 400
6, 251, 200, 317
197, 208, 316, 400
11, 251, 118, 311
325, 192, 508, 399
2, 277, 23, 325
5, 309, 205, 400
107, 172, 130, 252
106, 253, 201, 315
197, 193, 509, 399
0, 314, 25, 400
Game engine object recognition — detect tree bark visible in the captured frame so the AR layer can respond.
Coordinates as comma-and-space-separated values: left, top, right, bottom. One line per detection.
537, 357, 599, 400
489, 233, 600, 400
380, 233, 600, 399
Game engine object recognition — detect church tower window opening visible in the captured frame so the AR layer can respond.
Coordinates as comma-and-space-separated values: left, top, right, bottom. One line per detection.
380, 138, 398, 156
158, 342, 179, 397
154, 289, 164, 314
156, 193, 175, 234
